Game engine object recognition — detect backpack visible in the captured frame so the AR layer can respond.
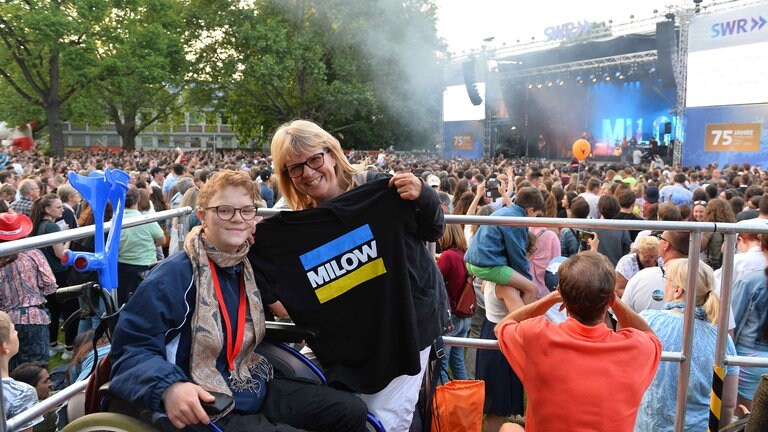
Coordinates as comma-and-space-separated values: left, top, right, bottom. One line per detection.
452, 275, 477, 318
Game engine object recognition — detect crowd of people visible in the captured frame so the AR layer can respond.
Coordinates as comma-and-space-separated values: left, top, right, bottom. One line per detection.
1, 130, 768, 431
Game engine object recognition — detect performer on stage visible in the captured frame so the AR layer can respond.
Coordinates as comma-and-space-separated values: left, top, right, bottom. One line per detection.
537, 134, 548, 159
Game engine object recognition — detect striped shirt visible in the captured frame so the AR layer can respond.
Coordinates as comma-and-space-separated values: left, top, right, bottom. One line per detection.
2, 378, 43, 430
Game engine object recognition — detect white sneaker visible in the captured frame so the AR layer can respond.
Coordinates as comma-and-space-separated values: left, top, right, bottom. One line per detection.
49, 342, 65, 352
48, 349, 58, 357
61, 350, 73, 361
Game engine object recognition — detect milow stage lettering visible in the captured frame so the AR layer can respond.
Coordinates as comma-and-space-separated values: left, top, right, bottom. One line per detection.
300, 225, 387, 304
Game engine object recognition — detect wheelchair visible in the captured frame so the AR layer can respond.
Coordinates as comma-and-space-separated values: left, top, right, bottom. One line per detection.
55, 282, 385, 432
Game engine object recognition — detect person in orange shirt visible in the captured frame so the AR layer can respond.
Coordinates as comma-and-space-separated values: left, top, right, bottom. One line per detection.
494, 251, 662, 432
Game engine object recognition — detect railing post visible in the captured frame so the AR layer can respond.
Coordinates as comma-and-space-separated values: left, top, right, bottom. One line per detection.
713, 232, 737, 425
673, 231, 702, 432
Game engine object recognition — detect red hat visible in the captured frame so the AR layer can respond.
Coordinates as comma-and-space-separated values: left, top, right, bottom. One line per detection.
0, 212, 33, 241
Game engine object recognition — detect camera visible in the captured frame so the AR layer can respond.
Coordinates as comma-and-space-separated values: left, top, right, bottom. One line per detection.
486, 178, 501, 199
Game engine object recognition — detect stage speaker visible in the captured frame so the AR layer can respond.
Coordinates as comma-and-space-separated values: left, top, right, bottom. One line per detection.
664, 122, 672, 134
656, 21, 677, 88
462, 60, 483, 106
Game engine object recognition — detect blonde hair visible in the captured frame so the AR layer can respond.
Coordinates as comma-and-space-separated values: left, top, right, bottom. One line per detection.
439, 223, 467, 252
637, 235, 659, 252
270, 120, 358, 210
0, 311, 11, 345
666, 259, 720, 324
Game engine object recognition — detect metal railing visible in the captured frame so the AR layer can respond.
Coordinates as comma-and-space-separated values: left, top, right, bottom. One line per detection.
1, 207, 191, 432
4, 209, 767, 432
0, 207, 193, 258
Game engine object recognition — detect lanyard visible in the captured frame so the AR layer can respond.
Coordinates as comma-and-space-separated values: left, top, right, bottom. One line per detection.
208, 259, 246, 372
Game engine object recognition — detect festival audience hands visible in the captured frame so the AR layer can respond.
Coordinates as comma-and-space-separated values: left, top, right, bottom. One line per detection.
476, 181, 486, 197
162, 382, 215, 429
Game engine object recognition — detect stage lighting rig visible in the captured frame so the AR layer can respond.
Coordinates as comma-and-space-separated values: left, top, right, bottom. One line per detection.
590, 74, 598, 83
576, 76, 584, 84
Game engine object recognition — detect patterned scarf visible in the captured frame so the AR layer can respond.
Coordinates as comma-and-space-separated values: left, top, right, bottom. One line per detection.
663, 301, 709, 322
184, 226, 273, 404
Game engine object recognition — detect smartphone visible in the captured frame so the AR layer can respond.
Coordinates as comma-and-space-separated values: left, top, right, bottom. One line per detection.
575, 229, 595, 242
486, 178, 501, 199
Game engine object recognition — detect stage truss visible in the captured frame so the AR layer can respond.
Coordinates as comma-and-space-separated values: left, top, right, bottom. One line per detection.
496, 50, 658, 80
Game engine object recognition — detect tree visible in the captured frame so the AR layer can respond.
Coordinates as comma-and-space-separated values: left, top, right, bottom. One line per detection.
88, 0, 191, 151
0, 0, 110, 157
211, 0, 444, 150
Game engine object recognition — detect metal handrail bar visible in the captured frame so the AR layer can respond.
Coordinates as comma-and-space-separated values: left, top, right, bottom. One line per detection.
725, 355, 768, 367
7, 380, 89, 432
258, 209, 768, 234
441, 336, 686, 362
673, 232, 702, 431
0, 207, 192, 258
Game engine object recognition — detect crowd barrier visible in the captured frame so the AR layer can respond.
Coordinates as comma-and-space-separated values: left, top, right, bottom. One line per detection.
2, 208, 767, 432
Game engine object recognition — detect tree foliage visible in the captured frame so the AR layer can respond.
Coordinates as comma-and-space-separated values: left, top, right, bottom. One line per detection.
88, 0, 193, 151
0, 0, 112, 157
212, 0, 445, 150
0, 0, 446, 153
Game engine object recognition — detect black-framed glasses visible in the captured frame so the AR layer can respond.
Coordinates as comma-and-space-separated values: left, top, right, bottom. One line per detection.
204, 205, 258, 221
284, 151, 328, 178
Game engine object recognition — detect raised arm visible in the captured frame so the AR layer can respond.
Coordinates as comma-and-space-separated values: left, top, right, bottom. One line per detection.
612, 293, 653, 333
494, 291, 561, 337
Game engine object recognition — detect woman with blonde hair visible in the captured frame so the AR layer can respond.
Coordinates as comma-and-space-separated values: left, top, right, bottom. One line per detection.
614, 236, 660, 297
110, 170, 367, 431
635, 259, 738, 431
252, 119, 447, 431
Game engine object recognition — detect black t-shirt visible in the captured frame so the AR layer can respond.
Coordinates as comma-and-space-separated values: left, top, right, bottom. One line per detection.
614, 212, 643, 242
249, 178, 447, 393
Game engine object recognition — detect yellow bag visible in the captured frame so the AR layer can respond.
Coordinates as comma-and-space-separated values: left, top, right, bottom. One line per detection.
430, 380, 485, 432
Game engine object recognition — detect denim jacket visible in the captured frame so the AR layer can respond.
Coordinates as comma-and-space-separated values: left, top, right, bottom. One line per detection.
464, 203, 531, 279
731, 269, 768, 351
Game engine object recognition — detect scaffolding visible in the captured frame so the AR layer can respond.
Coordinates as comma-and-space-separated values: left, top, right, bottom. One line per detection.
496, 50, 658, 79
672, 8, 694, 166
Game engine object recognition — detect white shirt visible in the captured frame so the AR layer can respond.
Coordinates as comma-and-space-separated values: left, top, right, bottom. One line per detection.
632, 149, 643, 164
622, 266, 666, 314
578, 191, 600, 220
615, 253, 663, 281
713, 246, 766, 295
624, 260, 736, 329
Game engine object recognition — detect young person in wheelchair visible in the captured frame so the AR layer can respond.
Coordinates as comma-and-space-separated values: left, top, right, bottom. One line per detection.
109, 170, 368, 432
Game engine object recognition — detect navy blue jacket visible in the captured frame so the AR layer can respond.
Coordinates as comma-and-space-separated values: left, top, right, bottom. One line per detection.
109, 252, 266, 414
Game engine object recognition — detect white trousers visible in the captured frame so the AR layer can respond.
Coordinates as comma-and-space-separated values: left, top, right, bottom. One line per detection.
360, 346, 431, 432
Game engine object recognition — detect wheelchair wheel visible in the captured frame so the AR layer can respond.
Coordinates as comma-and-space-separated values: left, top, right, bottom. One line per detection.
60, 412, 161, 432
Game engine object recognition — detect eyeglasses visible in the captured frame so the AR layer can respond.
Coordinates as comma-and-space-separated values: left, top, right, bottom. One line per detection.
693, 200, 707, 206
284, 151, 328, 178
204, 205, 258, 221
